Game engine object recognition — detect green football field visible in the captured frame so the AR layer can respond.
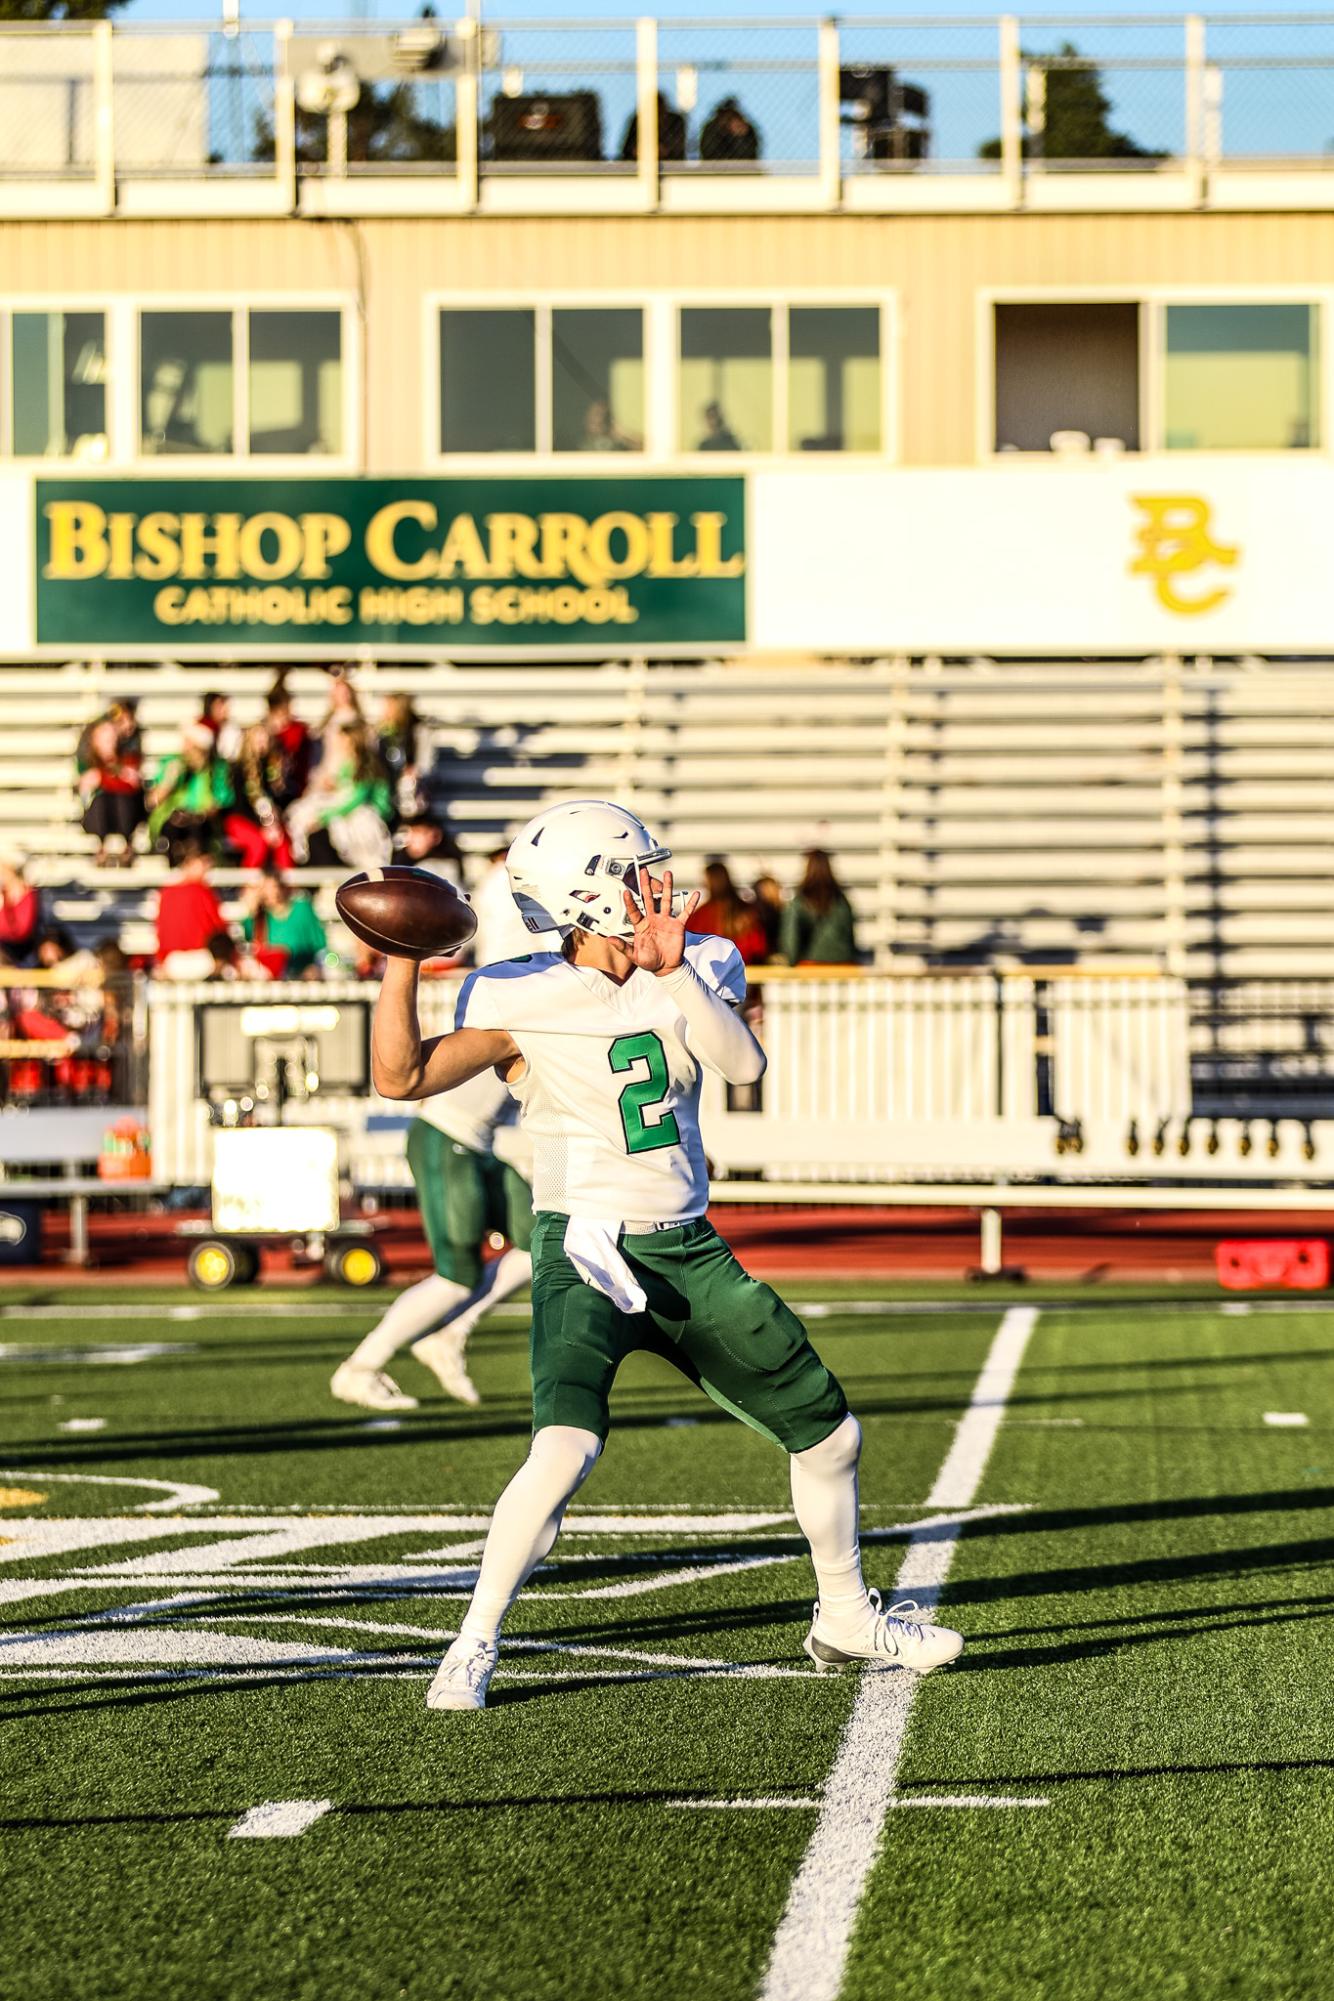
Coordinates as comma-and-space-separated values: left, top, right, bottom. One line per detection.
3, 1279, 1333, 2001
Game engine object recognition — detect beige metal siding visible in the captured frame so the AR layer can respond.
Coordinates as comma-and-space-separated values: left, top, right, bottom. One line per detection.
5, 211, 1334, 467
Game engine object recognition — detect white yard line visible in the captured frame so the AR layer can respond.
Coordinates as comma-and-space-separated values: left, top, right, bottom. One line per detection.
758, 1306, 1041, 2001
228, 1799, 333, 1840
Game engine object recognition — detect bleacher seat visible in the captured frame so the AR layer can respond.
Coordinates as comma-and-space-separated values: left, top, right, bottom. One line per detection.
2, 655, 1334, 977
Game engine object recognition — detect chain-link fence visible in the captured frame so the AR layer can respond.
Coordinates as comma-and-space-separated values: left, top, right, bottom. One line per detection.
1013, 17, 1189, 168
1204, 16, 1334, 164
0, 28, 97, 179
655, 19, 821, 175
113, 28, 277, 177
481, 21, 639, 171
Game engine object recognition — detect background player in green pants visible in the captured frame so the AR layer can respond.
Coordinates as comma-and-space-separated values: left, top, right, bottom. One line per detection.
371, 798, 964, 1709
331, 1066, 532, 1411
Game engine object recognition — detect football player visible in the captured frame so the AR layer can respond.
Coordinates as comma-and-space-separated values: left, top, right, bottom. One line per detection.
370, 799, 963, 1709
330, 1066, 532, 1411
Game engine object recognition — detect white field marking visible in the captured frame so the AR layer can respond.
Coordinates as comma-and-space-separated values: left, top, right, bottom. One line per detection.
359, 1419, 404, 1433
1222, 1303, 1253, 1316
228, 1799, 333, 1840
0, 1342, 196, 1365
891, 1794, 1049, 1810
669, 1798, 823, 1811
1263, 1411, 1310, 1427
0, 1470, 220, 1512
759, 1306, 1041, 2001
58, 1418, 106, 1434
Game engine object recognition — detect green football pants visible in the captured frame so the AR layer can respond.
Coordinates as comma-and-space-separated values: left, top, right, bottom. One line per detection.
528, 1212, 847, 1453
408, 1119, 533, 1291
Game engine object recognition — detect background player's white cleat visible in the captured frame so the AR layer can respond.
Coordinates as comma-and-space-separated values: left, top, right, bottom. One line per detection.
413, 1328, 481, 1406
804, 1590, 964, 1675
330, 1362, 419, 1412
427, 1635, 498, 1710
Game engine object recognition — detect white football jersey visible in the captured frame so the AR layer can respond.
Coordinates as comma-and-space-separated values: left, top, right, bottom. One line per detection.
416, 1063, 519, 1158
454, 934, 746, 1225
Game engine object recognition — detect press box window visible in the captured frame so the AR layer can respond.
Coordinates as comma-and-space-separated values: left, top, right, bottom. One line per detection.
1164, 304, 1318, 450
140, 311, 234, 456
993, 302, 1140, 453
439, 309, 536, 453
678, 307, 773, 453
10, 311, 108, 459
552, 308, 644, 453
249, 312, 343, 455
789, 306, 881, 453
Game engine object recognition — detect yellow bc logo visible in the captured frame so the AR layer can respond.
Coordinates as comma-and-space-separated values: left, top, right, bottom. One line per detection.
1129, 495, 1239, 615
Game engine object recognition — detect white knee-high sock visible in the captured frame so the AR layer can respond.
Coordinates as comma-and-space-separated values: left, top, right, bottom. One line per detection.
419, 1247, 532, 1351
789, 1413, 871, 1621
460, 1424, 602, 1646
346, 1272, 469, 1371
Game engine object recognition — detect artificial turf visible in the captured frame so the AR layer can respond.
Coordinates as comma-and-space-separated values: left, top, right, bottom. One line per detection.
2, 1285, 1332, 2000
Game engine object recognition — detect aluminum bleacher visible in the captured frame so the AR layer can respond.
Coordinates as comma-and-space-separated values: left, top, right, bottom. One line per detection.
3, 655, 1333, 976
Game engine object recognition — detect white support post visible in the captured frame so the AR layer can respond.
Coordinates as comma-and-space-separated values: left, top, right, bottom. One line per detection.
979, 1207, 1004, 1276
92, 19, 115, 213
636, 16, 658, 210
274, 20, 297, 212
998, 15, 1022, 208
1160, 654, 1189, 980
876, 655, 909, 968
456, 13, 480, 210
818, 16, 841, 209
1184, 14, 1206, 206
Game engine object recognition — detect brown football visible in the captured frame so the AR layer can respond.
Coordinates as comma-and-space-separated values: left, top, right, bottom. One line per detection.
335, 866, 477, 962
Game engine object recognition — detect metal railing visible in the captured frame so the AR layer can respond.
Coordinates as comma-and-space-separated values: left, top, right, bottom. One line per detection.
6, 14, 1334, 197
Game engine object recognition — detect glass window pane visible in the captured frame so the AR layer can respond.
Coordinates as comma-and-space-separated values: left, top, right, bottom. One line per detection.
1165, 304, 1317, 450
12, 312, 107, 459
678, 307, 772, 453
993, 303, 1140, 453
552, 308, 644, 453
249, 311, 343, 456
440, 310, 535, 452
140, 311, 234, 456
789, 307, 881, 453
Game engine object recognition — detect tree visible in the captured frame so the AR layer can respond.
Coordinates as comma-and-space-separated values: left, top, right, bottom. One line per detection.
980, 42, 1163, 161
0, 0, 128, 17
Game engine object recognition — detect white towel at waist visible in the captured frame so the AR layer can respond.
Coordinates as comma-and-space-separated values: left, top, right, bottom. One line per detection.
562, 1218, 648, 1315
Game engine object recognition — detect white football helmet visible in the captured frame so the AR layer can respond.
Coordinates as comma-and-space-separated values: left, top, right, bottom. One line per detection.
506, 800, 672, 940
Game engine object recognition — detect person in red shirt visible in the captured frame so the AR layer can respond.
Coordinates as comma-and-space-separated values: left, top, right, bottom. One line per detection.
0, 855, 42, 967
78, 714, 144, 868
690, 858, 770, 965
265, 680, 313, 809
155, 839, 229, 980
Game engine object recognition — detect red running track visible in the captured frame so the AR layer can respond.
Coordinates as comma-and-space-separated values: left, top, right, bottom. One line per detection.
3, 1201, 1329, 1287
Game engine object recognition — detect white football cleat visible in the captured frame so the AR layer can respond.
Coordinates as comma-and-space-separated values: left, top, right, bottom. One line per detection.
330, 1362, 419, 1412
412, 1329, 481, 1406
427, 1635, 498, 1711
804, 1589, 964, 1676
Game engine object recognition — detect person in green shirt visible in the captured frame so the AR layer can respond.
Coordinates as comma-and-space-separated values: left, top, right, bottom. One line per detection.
146, 722, 235, 861
779, 849, 860, 966
240, 863, 328, 978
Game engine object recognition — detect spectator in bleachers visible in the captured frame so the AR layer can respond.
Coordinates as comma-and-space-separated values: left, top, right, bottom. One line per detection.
780, 849, 860, 966
377, 693, 423, 819
155, 838, 229, 981
77, 714, 144, 867
392, 812, 463, 880
240, 862, 328, 979
750, 871, 785, 961
288, 720, 392, 870
225, 722, 296, 871
265, 680, 313, 807
699, 96, 761, 162
318, 665, 364, 762
696, 400, 742, 451
197, 690, 242, 763
691, 859, 769, 965
147, 723, 235, 863
0, 856, 42, 967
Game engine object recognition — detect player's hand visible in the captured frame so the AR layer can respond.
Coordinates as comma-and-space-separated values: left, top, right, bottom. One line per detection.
624, 868, 701, 975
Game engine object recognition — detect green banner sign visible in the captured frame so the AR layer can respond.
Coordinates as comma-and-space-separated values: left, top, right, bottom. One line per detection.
35, 475, 746, 650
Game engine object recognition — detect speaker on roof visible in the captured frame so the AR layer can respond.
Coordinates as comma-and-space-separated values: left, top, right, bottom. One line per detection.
488, 92, 603, 163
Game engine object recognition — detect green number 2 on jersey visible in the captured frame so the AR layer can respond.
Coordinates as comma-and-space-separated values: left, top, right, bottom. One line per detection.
608, 1031, 681, 1155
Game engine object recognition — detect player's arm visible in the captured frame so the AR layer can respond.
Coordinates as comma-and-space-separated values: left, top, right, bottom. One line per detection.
625, 870, 767, 1087
371, 957, 517, 1101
